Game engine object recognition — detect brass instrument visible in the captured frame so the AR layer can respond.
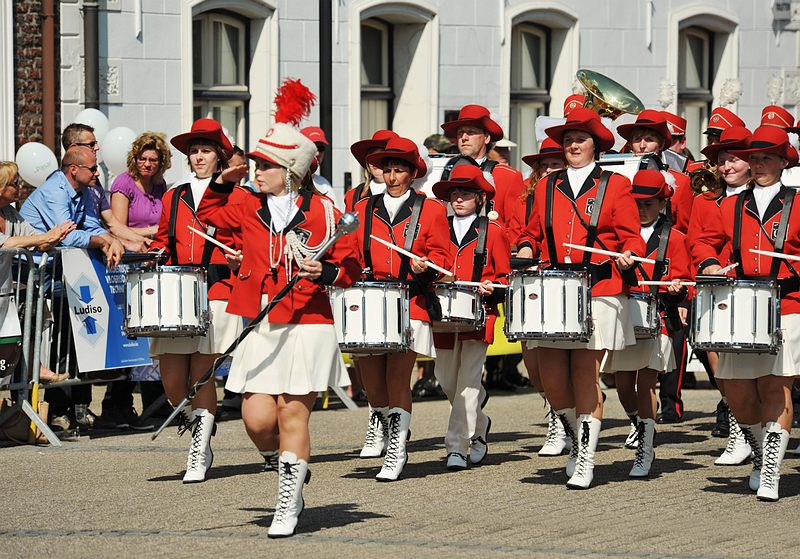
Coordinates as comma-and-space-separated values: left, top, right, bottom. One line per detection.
576, 69, 645, 120
689, 165, 724, 199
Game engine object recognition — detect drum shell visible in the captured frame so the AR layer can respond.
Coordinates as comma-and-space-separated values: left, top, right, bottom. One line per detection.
629, 292, 660, 339
432, 283, 485, 333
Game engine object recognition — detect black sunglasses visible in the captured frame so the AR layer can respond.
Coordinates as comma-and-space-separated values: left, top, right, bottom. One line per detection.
75, 164, 99, 173
74, 141, 99, 148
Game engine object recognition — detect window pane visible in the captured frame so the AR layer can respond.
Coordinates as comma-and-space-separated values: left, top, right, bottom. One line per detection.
213, 21, 241, 85
211, 103, 243, 146
680, 102, 707, 160
510, 101, 544, 171
193, 20, 202, 85
681, 32, 707, 89
519, 31, 543, 89
361, 25, 385, 87
361, 98, 389, 138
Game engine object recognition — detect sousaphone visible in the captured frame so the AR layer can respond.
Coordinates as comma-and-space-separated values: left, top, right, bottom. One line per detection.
576, 69, 645, 120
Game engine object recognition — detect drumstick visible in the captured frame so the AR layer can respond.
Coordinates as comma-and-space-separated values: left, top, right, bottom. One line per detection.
454, 280, 508, 289
561, 242, 656, 265
188, 226, 240, 256
638, 280, 696, 287
718, 262, 739, 274
369, 234, 454, 277
749, 248, 800, 262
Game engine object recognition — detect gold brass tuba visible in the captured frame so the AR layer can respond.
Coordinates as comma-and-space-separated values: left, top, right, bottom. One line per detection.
576, 69, 645, 120
689, 164, 725, 199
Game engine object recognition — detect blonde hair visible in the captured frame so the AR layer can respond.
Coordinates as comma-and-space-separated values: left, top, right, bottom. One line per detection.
126, 132, 172, 181
0, 161, 18, 188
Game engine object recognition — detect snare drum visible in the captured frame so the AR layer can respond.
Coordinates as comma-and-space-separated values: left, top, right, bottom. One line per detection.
629, 292, 660, 339
329, 281, 411, 353
432, 283, 485, 333
125, 266, 209, 337
504, 269, 592, 341
690, 277, 781, 354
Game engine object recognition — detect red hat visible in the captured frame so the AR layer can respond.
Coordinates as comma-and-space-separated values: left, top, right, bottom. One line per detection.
545, 107, 615, 152
631, 169, 673, 199
662, 111, 687, 137
171, 118, 234, 156
441, 104, 504, 142
699, 125, 751, 163
760, 105, 794, 130
729, 125, 799, 168
563, 94, 585, 117
432, 164, 495, 201
365, 136, 428, 179
616, 109, 672, 147
350, 129, 399, 168
300, 126, 328, 145
521, 137, 566, 168
704, 107, 745, 136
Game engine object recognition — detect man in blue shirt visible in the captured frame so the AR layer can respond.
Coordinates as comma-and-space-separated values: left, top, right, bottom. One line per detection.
21, 146, 124, 267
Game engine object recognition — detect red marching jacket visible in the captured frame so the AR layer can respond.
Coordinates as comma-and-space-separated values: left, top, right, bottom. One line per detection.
196, 184, 361, 322
353, 190, 453, 322
506, 186, 534, 250
489, 162, 526, 230
629, 218, 692, 298
668, 169, 693, 234
516, 166, 645, 296
151, 182, 242, 301
344, 183, 371, 213
687, 192, 730, 274
434, 216, 511, 348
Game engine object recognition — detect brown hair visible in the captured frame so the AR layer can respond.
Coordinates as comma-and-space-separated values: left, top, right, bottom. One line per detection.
186, 140, 229, 173
0, 161, 18, 189
127, 132, 172, 181
61, 123, 95, 151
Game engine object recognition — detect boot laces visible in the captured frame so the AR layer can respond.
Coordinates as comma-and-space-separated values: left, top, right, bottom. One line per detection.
263, 453, 279, 472
543, 408, 561, 446
383, 412, 403, 468
186, 418, 206, 469
559, 415, 578, 460
275, 461, 300, 522
722, 417, 742, 455
740, 427, 762, 470
761, 432, 782, 491
632, 422, 648, 469
363, 409, 383, 448
177, 411, 197, 437
574, 420, 591, 476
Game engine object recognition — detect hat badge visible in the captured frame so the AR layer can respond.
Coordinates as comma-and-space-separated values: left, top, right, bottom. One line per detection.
266, 128, 275, 137
712, 116, 719, 123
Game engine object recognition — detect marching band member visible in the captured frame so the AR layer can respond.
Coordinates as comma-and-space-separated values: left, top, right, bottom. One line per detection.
700, 126, 800, 501
150, 118, 243, 483
345, 129, 400, 459
197, 115, 361, 536
516, 108, 645, 489
440, 105, 526, 227
353, 136, 452, 482
689, 125, 753, 466
563, 94, 585, 117
603, 170, 690, 477
512, 139, 570, 456
661, 111, 691, 172
430, 165, 511, 470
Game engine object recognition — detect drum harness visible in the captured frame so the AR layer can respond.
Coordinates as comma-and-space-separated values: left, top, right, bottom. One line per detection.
167, 184, 223, 281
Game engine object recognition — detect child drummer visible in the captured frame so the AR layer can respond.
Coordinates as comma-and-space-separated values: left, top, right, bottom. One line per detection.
603, 170, 691, 477
431, 165, 511, 471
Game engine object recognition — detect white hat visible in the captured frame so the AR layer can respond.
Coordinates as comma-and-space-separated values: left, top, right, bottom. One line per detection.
247, 122, 317, 178
494, 138, 517, 149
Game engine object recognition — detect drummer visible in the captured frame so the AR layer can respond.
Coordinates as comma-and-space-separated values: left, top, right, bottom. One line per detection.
516, 108, 645, 489
430, 165, 510, 471
352, 136, 452, 481
603, 170, 690, 478
699, 126, 800, 502
149, 118, 244, 483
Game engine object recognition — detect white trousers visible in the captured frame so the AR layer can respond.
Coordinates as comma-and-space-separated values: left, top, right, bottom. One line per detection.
434, 339, 489, 456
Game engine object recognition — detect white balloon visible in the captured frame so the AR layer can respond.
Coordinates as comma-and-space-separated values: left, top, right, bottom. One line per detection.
100, 126, 137, 175
15, 142, 58, 186
73, 108, 110, 144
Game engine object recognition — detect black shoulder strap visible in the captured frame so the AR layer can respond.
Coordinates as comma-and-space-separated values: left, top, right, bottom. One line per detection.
349, 182, 366, 212
480, 159, 498, 174
398, 193, 425, 281
200, 224, 217, 267
649, 218, 673, 293
167, 185, 186, 265
471, 216, 490, 282
544, 170, 561, 264
362, 194, 379, 275
770, 187, 796, 278
732, 190, 749, 277
582, 170, 611, 265
525, 191, 535, 223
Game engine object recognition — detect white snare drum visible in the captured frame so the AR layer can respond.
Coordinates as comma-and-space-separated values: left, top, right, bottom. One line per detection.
505, 269, 593, 341
330, 281, 411, 353
690, 277, 781, 354
432, 283, 485, 333
125, 266, 209, 337
630, 292, 660, 339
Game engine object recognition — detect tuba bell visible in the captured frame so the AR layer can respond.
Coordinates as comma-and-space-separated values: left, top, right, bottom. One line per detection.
576, 69, 645, 120
689, 164, 725, 199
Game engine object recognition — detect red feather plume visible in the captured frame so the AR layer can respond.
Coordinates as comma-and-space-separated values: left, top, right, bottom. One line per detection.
274, 78, 316, 127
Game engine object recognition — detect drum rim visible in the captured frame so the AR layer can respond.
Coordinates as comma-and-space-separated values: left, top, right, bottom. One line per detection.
509, 268, 591, 279
433, 282, 481, 294
695, 276, 778, 288
127, 265, 208, 275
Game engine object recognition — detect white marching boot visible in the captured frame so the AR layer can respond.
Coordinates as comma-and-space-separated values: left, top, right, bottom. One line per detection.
715, 410, 751, 465
182, 408, 216, 483
268, 451, 310, 538
376, 408, 411, 481
757, 422, 789, 502
539, 404, 568, 456
739, 423, 763, 491
556, 408, 578, 477
360, 405, 388, 458
261, 450, 279, 472
624, 412, 640, 449
629, 418, 656, 478
567, 414, 601, 489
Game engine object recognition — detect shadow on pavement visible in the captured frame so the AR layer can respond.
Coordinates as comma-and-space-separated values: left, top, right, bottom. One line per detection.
341, 450, 530, 481
242, 502, 391, 531
704, 474, 800, 498
520, 457, 704, 487
147, 461, 264, 482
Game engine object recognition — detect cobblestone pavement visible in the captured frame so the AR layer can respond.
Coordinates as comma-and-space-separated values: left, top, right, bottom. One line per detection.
2, 387, 797, 559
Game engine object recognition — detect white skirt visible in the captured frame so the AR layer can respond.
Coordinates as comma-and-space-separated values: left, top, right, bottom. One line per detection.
603, 333, 675, 373
150, 300, 243, 356
410, 319, 436, 358
225, 297, 348, 395
716, 313, 800, 380
526, 295, 635, 351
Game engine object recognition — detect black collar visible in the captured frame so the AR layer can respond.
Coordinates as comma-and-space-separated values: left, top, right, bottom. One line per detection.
256, 189, 312, 234
373, 189, 421, 227
555, 166, 602, 201
449, 214, 480, 248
